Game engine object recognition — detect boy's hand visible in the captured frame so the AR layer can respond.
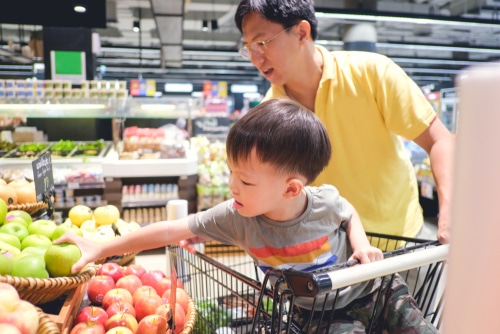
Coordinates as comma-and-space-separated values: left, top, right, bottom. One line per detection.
52, 232, 99, 274
177, 236, 206, 254
350, 246, 384, 264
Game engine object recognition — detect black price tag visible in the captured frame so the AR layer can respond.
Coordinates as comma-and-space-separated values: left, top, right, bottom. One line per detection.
32, 152, 55, 202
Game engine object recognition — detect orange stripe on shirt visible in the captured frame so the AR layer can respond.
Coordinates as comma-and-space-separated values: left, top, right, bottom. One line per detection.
256, 242, 332, 267
249, 236, 331, 263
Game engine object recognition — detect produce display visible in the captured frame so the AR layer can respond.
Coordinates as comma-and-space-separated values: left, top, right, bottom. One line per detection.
1, 140, 110, 159
0, 282, 40, 334
72, 262, 191, 334
0, 178, 36, 205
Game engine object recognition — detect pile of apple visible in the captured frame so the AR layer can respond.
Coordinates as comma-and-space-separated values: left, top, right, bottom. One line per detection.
0, 199, 81, 278
72, 262, 190, 334
0, 282, 40, 334
0, 199, 141, 279
66, 204, 141, 242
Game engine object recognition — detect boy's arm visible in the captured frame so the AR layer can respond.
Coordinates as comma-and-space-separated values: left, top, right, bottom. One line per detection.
343, 203, 383, 264
54, 217, 195, 274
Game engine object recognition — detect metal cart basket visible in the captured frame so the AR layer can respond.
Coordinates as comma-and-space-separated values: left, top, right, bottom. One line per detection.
168, 232, 448, 333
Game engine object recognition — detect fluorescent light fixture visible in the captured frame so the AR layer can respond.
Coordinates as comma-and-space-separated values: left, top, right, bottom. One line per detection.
317, 39, 500, 55
164, 83, 193, 93
316, 11, 500, 29
0, 104, 106, 110
230, 84, 258, 93
140, 104, 176, 112
74, 5, 86, 13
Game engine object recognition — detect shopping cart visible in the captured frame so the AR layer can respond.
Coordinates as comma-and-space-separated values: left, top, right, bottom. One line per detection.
168, 232, 448, 333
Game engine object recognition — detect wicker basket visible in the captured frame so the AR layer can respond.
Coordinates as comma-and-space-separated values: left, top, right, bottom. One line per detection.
0, 264, 96, 305
95, 251, 138, 266
181, 296, 197, 334
36, 307, 61, 334
8, 201, 48, 215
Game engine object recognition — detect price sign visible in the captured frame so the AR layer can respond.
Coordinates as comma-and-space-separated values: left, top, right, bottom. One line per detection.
32, 152, 55, 202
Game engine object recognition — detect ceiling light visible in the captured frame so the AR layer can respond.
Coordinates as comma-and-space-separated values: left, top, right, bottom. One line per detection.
202, 20, 208, 32
211, 19, 218, 30
316, 11, 500, 29
133, 21, 140, 33
73, 5, 87, 13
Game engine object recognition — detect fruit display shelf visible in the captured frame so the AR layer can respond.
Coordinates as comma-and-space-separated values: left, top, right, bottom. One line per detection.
0, 264, 96, 305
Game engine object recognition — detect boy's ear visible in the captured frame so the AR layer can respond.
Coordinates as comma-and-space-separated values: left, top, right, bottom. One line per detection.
284, 178, 304, 198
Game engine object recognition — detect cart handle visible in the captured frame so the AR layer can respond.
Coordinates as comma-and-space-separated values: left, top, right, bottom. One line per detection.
283, 244, 449, 297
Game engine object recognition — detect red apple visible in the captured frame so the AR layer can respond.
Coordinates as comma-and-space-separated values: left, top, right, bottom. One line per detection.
135, 293, 164, 321
140, 270, 165, 291
104, 327, 133, 334
123, 264, 147, 278
154, 303, 172, 322
106, 301, 136, 318
154, 277, 172, 296
69, 321, 106, 334
102, 288, 134, 310
76, 306, 108, 327
136, 314, 168, 334
132, 286, 157, 306
0, 299, 39, 334
171, 303, 186, 334
116, 274, 142, 296
105, 313, 138, 333
87, 275, 116, 305
0, 283, 20, 305
97, 262, 124, 282
0, 323, 21, 334
162, 288, 190, 314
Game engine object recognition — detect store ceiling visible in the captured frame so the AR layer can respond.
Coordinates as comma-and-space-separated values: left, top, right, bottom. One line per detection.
1, 0, 500, 93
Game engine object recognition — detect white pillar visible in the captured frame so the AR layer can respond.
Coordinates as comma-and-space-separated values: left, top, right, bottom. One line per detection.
443, 63, 500, 332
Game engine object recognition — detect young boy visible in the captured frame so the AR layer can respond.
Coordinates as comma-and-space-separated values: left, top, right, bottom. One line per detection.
58, 98, 437, 333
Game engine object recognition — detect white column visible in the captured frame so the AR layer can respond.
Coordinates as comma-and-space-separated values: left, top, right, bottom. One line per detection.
443, 63, 500, 332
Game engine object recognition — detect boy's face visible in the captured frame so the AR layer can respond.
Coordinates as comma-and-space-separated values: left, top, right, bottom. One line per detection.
227, 149, 290, 220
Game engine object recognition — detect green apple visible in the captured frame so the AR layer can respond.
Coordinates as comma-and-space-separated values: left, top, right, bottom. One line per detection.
0, 240, 21, 257
50, 223, 83, 241
44, 243, 81, 277
0, 222, 29, 241
21, 246, 47, 258
11, 254, 49, 279
21, 234, 52, 250
0, 232, 21, 249
4, 210, 32, 227
0, 198, 7, 224
0, 251, 14, 275
28, 219, 57, 239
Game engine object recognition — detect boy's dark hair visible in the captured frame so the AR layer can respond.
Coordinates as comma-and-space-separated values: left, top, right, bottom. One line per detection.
235, 0, 318, 41
226, 98, 331, 184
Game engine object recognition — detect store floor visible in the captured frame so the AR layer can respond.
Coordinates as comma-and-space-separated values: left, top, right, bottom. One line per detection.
134, 219, 440, 273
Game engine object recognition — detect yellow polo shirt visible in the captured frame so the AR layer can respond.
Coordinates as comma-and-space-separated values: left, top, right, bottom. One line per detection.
264, 46, 436, 242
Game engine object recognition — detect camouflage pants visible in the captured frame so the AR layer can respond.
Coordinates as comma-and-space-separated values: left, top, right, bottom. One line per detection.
295, 273, 438, 334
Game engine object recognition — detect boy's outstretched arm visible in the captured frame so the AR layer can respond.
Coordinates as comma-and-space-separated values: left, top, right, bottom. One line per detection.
344, 203, 384, 264
54, 217, 195, 274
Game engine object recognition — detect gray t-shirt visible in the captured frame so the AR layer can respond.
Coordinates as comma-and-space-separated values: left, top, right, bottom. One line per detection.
188, 184, 379, 309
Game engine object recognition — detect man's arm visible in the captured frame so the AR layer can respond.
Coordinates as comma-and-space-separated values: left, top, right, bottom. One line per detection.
413, 117, 455, 244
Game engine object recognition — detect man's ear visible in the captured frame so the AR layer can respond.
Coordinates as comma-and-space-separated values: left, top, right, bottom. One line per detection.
297, 20, 311, 42
284, 178, 304, 198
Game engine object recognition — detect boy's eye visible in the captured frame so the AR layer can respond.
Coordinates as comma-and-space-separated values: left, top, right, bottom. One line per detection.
241, 180, 251, 186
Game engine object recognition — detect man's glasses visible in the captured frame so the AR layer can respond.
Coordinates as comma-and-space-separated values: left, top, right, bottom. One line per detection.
239, 27, 291, 60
